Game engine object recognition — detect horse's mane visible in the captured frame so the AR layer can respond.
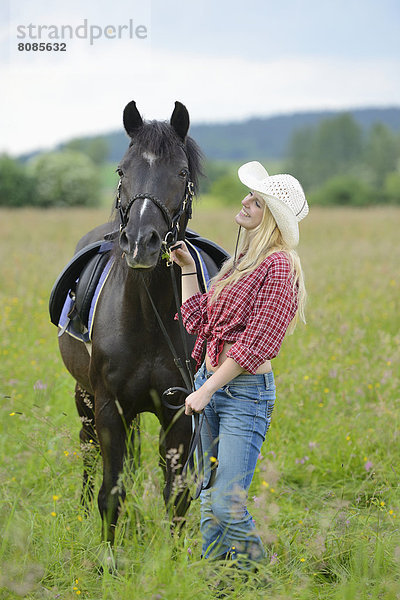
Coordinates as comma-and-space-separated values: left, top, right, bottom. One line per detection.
129, 120, 204, 194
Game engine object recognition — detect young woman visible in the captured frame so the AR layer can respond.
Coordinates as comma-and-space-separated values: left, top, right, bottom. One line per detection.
170, 161, 308, 568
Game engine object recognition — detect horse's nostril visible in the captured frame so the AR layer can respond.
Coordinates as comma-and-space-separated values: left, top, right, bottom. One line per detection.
119, 230, 130, 253
148, 231, 160, 250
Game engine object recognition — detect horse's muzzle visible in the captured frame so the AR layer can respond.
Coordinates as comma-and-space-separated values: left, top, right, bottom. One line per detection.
119, 227, 161, 269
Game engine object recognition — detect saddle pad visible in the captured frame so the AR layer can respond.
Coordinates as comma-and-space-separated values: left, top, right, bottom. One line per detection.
49, 240, 114, 327
58, 257, 114, 343
186, 240, 210, 293
76, 251, 112, 327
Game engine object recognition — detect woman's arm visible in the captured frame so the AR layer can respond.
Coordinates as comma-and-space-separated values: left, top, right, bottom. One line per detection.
170, 242, 200, 303
184, 357, 244, 415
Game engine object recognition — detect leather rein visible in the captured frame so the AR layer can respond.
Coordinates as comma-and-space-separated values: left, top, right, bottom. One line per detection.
115, 170, 216, 499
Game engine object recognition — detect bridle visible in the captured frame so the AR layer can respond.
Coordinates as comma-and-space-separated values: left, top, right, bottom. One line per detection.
115, 173, 195, 251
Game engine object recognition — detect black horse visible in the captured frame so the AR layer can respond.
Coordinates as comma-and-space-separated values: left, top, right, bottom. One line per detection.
57, 101, 220, 545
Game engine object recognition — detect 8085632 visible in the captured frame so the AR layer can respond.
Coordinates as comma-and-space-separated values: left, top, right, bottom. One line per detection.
17, 42, 67, 51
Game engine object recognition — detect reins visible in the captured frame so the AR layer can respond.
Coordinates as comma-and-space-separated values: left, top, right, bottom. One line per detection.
140, 261, 217, 500
116, 173, 216, 499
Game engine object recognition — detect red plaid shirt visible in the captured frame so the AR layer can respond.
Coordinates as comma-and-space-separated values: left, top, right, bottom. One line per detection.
180, 251, 298, 374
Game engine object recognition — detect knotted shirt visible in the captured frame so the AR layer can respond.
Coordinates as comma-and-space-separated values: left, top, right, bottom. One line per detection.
179, 251, 298, 374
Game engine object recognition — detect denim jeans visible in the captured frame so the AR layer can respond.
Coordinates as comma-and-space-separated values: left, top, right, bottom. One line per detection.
194, 361, 276, 567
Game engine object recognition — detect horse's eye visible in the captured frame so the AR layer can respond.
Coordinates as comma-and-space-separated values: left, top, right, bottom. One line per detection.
116, 168, 124, 177
179, 168, 188, 178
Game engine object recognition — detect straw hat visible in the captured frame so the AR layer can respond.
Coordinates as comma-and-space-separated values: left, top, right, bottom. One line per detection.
238, 161, 309, 247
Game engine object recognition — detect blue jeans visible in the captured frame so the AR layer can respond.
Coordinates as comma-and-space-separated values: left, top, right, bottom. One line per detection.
194, 361, 276, 567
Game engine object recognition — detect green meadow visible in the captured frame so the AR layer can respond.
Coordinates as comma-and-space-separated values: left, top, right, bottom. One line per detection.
0, 204, 399, 599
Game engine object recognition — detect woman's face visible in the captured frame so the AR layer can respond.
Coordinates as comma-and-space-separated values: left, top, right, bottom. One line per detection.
235, 191, 264, 230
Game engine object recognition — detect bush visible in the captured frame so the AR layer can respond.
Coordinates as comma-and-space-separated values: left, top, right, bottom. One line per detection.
200, 161, 234, 194
63, 137, 109, 165
209, 174, 247, 205
310, 175, 375, 206
383, 171, 400, 204
0, 154, 37, 207
29, 150, 100, 207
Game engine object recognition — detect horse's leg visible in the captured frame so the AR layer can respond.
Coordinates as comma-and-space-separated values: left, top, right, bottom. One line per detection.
159, 409, 192, 528
95, 396, 127, 545
125, 415, 140, 475
75, 383, 98, 510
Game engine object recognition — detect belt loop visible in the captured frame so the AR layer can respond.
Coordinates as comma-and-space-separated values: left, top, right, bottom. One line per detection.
263, 373, 269, 390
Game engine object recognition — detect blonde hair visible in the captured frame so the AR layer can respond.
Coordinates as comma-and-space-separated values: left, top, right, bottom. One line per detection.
210, 203, 307, 334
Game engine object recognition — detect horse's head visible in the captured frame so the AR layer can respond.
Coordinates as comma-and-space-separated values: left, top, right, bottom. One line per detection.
116, 101, 202, 269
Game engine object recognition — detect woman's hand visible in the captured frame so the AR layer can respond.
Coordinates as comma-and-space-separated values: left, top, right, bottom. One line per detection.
185, 386, 213, 415
170, 241, 196, 272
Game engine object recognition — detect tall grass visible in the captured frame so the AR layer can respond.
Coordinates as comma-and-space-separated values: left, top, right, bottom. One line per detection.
0, 205, 399, 599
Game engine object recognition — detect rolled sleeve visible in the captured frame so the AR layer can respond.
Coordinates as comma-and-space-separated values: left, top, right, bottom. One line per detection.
226, 268, 297, 374
177, 292, 208, 335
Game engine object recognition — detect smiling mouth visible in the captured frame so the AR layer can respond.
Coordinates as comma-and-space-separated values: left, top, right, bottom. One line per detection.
240, 208, 250, 217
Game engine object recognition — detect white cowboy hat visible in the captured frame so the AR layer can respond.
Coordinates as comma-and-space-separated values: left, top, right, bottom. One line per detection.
238, 161, 309, 248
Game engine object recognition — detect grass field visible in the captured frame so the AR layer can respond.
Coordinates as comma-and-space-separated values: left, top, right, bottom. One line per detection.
0, 204, 399, 599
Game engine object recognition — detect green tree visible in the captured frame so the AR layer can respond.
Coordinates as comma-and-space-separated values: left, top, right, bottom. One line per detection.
312, 114, 363, 184
209, 174, 247, 205
63, 136, 109, 165
285, 127, 316, 189
29, 150, 100, 207
200, 161, 234, 194
364, 123, 399, 188
383, 171, 400, 204
286, 114, 363, 189
0, 154, 37, 207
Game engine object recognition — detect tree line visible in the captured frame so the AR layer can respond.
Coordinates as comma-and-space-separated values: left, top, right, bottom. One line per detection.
207, 114, 400, 206
1, 114, 399, 207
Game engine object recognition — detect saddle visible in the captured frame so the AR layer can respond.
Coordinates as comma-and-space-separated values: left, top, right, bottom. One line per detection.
49, 229, 229, 343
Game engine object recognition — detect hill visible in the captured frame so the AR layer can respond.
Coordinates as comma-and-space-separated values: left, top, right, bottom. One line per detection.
20, 107, 400, 163
102, 107, 400, 162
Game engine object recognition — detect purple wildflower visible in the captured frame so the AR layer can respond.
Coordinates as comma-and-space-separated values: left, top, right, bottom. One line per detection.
269, 552, 278, 565
34, 380, 47, 391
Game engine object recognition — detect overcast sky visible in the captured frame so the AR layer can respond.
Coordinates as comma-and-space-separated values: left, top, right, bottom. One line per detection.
1, 0, 399, 155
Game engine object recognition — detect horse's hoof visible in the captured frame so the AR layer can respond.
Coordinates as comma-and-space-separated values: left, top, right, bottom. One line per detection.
97, 543, 118, 576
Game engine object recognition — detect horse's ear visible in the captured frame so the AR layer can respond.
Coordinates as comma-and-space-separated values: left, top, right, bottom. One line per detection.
123, 101, 143, 137
170, 101, 190, 141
